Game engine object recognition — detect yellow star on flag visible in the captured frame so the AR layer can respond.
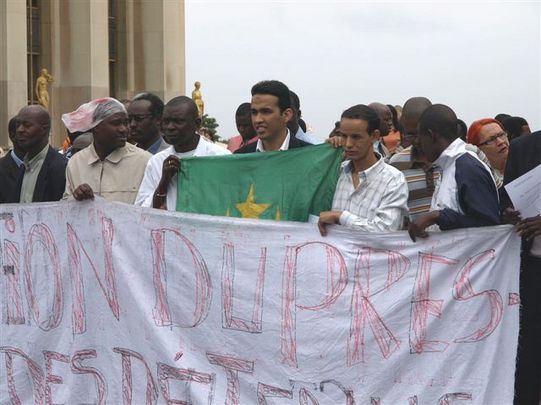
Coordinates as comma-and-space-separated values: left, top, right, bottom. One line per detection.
236, 184, 271, 219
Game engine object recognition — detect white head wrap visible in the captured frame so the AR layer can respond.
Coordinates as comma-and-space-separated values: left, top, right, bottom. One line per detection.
62, 97, 126, 133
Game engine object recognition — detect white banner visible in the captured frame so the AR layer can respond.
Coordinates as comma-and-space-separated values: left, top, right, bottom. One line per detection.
0, 199, 520, 404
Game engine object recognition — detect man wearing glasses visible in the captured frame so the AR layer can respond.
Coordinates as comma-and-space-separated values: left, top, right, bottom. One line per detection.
466, 119, 509, 189
127, 92, 169, 154
407, 104, 500, 241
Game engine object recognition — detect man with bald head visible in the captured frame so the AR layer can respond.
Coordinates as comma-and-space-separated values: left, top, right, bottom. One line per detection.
390, 97, 433, 168
408, 104, 500, 241
135, 96, 230, 210
388, 97, 434, 221
368, 102, 392, 158
13, 105, 67, 203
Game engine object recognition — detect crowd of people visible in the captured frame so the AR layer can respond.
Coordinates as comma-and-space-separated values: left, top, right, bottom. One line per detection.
0, 79, 539, 403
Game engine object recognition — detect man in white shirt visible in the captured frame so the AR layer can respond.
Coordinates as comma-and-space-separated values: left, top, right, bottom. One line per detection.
318, 104, 408, 235
135, 96, 230, 210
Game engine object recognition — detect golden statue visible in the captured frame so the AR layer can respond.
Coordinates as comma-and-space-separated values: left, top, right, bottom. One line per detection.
191, 81, 204, 117
35, 68, 54, 109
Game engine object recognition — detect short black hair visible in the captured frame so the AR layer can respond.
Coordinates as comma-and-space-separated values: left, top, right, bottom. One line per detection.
299, 118, 307, 132
387, 104, 402, 133
8, 116, 17, 137
133, 92, 164, 117
290, 91, 300, 110
341, 104, 381, 134
165, 96, 199, 120
502, 116, 529, 141
457, 119, 467, 141
494, 113, 511, 124
251, 80, 291, 112
235, 102, 251, 117
418, 104, 458, 141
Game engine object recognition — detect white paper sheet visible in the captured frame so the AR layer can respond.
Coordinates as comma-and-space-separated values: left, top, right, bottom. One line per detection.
504, 163, 541, 218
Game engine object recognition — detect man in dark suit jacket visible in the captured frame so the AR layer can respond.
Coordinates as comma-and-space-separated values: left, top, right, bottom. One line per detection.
235, 80, 312, 154
12, 105, 67, 203
502, 130, 541, 404
0, 116, 25, 203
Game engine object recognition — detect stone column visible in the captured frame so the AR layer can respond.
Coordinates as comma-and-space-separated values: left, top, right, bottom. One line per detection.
116, 0, 185, 102
44, 0, 109, 146
0, 0, 27, 148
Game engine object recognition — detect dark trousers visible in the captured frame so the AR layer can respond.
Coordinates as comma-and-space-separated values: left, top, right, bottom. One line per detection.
514, 254, 541, 404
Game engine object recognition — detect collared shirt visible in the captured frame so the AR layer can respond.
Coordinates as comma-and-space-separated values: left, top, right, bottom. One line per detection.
430, 138, 500, 230
256, 130, 291, 152
332, 155, 409, 232
11, 149, 24, 168
227, 134, 258, 152
294, 127, 319, 144
373, 140, 390, 159
20, 144, 49, 203
147, 136, 170, 155
389, 146, 440, 222
64, 142, 151, 204
135, 136, 231, 210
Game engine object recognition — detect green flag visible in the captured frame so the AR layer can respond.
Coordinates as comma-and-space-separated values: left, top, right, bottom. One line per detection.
176, 144, 342, 222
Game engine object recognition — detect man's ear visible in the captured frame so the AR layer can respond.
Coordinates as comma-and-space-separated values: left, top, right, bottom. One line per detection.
282, 108, 294, 123
371, 128, 381, 141
195, 117, 202, 129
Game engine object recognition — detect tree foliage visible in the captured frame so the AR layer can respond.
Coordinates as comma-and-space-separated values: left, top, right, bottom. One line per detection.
201, 114, 221, 142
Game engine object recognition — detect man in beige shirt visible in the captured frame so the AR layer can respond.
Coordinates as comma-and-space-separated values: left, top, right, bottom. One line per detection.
62, 98, 151, 204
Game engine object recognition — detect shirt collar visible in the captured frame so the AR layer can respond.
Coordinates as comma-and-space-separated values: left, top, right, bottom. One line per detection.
86, 143, 129, 165
24, 144, 49, 170
146, 137, 163, 154
433, 138, 467, 171
343, 153, 385, 181
256, 129, 290, 152
10, 149, 24, 167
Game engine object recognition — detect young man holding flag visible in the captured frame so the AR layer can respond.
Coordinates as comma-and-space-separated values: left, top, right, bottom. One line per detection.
235, 80, 311, 153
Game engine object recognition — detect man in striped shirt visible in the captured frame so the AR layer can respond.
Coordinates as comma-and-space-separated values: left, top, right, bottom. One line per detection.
389, 97, 436, 222
318, 104, 408, 235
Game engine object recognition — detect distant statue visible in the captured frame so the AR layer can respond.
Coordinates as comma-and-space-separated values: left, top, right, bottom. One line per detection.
35, 68, 54, 109
192, 81, 204, 117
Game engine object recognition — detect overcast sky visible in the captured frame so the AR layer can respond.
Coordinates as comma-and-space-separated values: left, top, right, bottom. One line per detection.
185, 1, 540, 142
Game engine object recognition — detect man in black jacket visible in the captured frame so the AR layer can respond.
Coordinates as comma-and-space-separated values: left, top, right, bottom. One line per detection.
13, 105, 67, 203
502, 130, 541, 404
235, 80, 311, 154
0, 116, 25, 203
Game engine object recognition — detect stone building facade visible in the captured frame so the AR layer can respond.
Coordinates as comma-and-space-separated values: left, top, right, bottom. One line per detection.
0, 0, 185, 147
